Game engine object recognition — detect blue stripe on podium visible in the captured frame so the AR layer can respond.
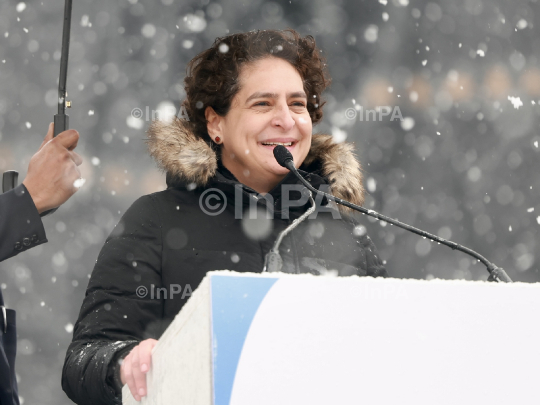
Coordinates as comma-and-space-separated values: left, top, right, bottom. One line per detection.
211, 275, 278, 405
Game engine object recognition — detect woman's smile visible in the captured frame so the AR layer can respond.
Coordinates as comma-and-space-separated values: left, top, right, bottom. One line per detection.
258, 138, 299, 151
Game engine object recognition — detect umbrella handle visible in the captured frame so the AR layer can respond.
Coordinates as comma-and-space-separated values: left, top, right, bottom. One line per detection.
2, 170, 18, 193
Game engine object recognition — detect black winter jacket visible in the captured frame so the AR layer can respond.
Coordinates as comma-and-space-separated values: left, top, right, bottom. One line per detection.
62, 118, 387, 405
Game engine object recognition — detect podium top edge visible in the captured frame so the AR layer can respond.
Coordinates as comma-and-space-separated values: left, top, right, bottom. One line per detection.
206, 270, 538, 287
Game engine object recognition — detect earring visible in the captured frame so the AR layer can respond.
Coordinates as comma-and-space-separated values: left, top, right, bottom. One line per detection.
214, 136, 221, 144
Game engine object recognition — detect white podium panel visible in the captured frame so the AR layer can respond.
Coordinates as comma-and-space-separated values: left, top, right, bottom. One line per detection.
123, 272, 540, 405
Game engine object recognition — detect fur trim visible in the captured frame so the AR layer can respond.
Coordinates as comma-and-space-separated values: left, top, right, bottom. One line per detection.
146, 117, 365, 208
303, 134, 364, 207
146, 117, 217, 186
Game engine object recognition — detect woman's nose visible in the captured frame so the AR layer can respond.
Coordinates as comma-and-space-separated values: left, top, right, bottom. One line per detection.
271, 103, 296, 131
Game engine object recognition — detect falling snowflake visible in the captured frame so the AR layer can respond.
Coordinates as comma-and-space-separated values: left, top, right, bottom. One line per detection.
73, 178, 86, 188
401, 117, 415, 131
219, 43, 229, 53
507, 96, 523, 109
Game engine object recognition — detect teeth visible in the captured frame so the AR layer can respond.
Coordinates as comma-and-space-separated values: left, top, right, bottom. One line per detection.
261, 142, 293, 146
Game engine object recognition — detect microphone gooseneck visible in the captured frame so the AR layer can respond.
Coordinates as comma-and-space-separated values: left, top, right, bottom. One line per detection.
272, 145, 512, 283
263, 193, 317, 272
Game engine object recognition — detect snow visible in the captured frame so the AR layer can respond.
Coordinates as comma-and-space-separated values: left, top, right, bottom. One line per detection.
219, 43, 229, 53
182, 39, 194, 49
516, 19, 528, 29
364, 25, 378, 43
141, 24, 156, 38
156, 101, 176, 123
507, 96, 523, 109
353, 225, 366, 237
55, 221, 66, 232
331, 126, 347, 143
401, 117, 415, 131
102, 132, 113, 143
126, 115, 143, 129
395, 0, 409, 6
366, 177, 377, 193
179, 14, 207, 33
81, 15, 90, 27
509, 51, 526, 71
3, 1, 540, 402
73, 178, 86, 188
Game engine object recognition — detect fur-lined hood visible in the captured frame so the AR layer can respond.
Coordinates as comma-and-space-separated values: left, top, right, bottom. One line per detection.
146, 117, 365, 207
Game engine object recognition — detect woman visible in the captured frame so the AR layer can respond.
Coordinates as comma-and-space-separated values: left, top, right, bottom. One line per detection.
62, 29, 387, 405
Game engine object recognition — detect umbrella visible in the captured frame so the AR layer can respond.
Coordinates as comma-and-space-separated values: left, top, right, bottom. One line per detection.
2, 0, 73, 217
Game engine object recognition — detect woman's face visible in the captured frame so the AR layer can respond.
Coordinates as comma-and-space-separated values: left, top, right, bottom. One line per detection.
206, 56, 313, 193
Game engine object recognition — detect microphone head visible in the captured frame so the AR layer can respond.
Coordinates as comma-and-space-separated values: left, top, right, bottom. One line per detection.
273, 145, 294, 168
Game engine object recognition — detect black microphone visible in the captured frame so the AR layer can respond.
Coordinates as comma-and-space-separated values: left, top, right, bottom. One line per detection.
272, 145, 512, 283
273, 144, 295, 170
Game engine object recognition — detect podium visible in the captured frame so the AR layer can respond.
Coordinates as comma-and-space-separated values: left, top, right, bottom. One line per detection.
123, 271, 540, 405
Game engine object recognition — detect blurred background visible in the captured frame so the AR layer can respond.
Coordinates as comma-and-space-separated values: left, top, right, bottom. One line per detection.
0, 0, 539, 403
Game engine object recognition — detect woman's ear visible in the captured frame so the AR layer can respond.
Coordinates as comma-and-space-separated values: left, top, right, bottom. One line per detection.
205, 106, 223, 140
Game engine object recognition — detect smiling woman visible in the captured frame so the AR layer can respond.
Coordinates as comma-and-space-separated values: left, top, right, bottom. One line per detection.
206, 57, 313, 193
183, 29, 329, 193
62, 29, 387, 405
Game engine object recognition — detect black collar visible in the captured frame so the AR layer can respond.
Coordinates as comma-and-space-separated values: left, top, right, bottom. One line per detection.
212, 159, 330, 213
166, 158, 331, 213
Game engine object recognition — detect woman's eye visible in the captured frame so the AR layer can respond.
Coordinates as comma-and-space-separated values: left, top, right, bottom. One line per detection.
254, 101, 270, 106
291, 102, 306, 107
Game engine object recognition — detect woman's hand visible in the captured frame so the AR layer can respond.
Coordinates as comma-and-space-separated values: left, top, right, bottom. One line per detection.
120, 339, 158, 401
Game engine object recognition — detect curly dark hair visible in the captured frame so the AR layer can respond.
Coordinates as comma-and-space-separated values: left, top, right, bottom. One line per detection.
181, 29, 331, 143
